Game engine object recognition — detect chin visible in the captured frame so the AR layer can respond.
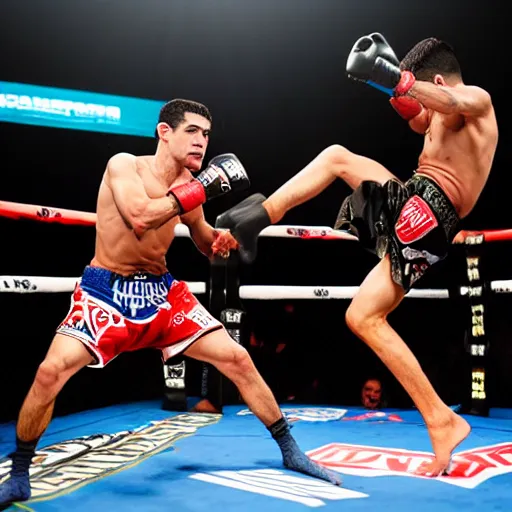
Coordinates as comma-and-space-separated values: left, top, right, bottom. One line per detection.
186, 158, 203, 172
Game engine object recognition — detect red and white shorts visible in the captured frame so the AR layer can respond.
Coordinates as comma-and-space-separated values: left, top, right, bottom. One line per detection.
56, 266, 222, 368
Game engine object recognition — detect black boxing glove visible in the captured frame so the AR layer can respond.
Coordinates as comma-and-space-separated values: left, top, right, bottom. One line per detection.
346, 32, 415, 97
168, 153, 250, 213
215, 193, 271, 264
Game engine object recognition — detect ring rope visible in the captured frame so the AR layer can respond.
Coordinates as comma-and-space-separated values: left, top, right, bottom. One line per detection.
2, 277, 512, 298
0, 200, 96, 226
2, 199, 512, 243
239, 285, 449, 299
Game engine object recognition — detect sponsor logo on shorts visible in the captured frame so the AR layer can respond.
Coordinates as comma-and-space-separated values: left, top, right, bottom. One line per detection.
187, 305, 218, 329
395, 195, 438, 244
112, 279, 169, 317
237, 407, 347, 422
61, 292, 126, 345
402, 246, 440, 265
404, 261, 431, 287
307, 442, 512, 489
0, 413, 220, 502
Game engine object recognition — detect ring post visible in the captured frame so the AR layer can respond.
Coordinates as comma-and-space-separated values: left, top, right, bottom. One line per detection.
460, 233, 490, 416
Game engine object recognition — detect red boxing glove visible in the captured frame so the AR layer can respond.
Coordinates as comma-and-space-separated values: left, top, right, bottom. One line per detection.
168, 180, 206, 213
168, 153, 250, 214
390, 96, 422, 120
394, 70, 416, 96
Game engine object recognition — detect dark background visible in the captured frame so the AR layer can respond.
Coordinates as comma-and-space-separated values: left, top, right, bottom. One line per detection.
0, 0, 510, 422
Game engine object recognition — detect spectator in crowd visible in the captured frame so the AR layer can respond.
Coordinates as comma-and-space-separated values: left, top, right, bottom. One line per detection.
361, 377, 386, 409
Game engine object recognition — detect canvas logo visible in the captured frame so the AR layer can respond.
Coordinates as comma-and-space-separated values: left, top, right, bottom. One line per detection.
342, 411, 403, 422
191, 469, 367, 506
0, 413, 220, 501
307, 442, 512, 489
237, 407, 347, 422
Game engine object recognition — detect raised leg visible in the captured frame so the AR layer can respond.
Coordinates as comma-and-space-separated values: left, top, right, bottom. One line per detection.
264, 144, 398, 223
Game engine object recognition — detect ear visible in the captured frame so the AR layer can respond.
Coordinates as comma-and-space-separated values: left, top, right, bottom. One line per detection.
156, 122, 172, 141
434, 73, 446, 86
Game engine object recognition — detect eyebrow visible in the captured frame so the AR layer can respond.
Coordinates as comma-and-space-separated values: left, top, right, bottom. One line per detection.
186, 124, 211, 134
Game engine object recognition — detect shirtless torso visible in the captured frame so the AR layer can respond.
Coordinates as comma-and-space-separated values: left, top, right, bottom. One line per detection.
411, 84, 498, 218
91, 155, 191, 275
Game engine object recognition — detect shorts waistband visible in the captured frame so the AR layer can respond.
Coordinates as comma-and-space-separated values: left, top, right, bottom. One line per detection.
80, 266, 174, 320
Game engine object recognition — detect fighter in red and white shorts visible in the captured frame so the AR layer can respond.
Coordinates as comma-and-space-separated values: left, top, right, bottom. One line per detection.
0, 100, 340, 510
57, 266, 222, 367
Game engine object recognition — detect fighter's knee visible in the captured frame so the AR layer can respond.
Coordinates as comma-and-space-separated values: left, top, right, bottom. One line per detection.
321, 144, 359, 180
218, 344, 255, 381
230, 345, 254, 373
321, 144, 352, 164
34, 359, 66, 389
345, 303, 379, 336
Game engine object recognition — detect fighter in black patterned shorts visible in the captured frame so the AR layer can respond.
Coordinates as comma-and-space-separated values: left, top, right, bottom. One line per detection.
217, 34, 499, 476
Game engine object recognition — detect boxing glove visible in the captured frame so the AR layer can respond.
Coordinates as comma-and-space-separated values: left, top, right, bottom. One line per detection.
169, 153, 250, 213
390, 96, 422, 120
346, 32, 415, 96
215, 193, 271, 264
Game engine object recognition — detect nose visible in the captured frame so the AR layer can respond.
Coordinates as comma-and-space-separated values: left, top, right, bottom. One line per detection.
193, 133, 207, 148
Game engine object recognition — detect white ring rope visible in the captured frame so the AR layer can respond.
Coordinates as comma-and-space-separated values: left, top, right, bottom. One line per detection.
490, 281, 512, 294
0, 276, 501, 299
0, 276, 207, 295
2, 276, 512, 299
0, 276, 80, 294
239, 286, 449, 300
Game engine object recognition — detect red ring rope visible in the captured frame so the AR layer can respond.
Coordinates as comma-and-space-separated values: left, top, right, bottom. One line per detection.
2, 199, 512, 243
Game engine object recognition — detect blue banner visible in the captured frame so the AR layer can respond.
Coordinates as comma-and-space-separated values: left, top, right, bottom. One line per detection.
0, 81, 165, 137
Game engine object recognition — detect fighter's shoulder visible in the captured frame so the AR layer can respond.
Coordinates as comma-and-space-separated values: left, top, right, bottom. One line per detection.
107, 152, 137, 170
104, 153, 139, 180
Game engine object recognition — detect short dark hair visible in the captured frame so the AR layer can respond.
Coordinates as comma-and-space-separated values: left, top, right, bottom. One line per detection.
400, 38, 461, 82
156, 98, 212, 138
363, 377, 382, 387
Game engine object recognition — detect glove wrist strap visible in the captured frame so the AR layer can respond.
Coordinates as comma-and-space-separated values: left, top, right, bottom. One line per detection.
395, 71, 416, 96
168, 180, 206, 213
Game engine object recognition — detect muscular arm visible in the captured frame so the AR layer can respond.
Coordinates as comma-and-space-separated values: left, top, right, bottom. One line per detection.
180, 207, 217, 258
106, 153, 180, 238
408, 81, 492, 117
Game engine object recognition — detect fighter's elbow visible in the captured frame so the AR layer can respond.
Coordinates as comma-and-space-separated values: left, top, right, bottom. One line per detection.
126, 199, 151, 237
132, 221, 149, 239
468, 90, 492, 116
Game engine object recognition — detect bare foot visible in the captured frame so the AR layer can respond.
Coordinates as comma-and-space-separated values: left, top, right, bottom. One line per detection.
416, 411, 471, 477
